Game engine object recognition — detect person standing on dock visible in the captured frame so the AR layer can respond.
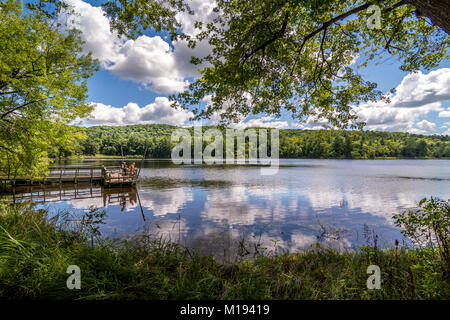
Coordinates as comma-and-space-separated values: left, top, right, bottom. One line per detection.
129, 162, 135, 174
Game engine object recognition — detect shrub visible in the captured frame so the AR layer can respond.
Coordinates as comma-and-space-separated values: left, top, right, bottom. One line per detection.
393, 197, 450, 279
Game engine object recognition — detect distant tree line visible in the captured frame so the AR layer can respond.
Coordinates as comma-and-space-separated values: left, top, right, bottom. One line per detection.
279, 129, 450, 159
51, 124, 450, 160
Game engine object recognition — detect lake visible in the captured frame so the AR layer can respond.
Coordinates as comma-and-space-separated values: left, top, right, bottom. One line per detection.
9, 159, 450, 260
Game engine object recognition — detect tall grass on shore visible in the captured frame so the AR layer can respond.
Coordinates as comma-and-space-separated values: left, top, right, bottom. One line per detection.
0, 199, 449, 300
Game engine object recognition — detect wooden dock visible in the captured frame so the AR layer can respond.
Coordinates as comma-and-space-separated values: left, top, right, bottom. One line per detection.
0, 166, 138, 189
4, 183, 135, 204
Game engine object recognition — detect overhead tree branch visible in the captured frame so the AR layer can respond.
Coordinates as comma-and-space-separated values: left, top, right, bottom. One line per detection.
0, 99, 45, 119
0, 144, 15, 154
297, 0, 408, 55
240, 11, 290, 64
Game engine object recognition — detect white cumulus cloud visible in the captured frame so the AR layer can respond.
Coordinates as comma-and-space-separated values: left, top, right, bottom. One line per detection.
416, 120, 435, 131
82, 97, 194, 126
391, 68, 450, 108
439, 108, 450, 118
62, 0, 215, 94
231, 116, 289, 129
354, 68, 450, 134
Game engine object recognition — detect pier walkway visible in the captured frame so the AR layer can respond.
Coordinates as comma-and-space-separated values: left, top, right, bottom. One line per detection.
0, 166, 138, 189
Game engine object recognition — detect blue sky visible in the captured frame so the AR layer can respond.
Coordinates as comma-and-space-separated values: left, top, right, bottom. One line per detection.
64, 0, 450, 135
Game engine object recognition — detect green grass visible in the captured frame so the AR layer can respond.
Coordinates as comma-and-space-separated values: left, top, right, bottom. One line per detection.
0, 203, 449, 300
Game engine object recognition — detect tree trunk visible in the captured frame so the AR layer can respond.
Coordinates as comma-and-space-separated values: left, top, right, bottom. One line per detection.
407, 0, 450, 34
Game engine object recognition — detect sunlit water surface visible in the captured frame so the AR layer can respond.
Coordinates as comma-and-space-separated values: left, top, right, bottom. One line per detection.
9, 159, 450, 259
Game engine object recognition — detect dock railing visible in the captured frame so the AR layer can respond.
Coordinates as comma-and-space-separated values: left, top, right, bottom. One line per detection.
102, 167, 138, 186
0, 165, 137, 188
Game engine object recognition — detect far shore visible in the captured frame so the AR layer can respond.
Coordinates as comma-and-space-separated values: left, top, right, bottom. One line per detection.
55, 155, 450, 161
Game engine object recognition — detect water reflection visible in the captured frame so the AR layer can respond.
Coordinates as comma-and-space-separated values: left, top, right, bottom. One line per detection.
3, 159, 450, 260
138, 188, 193, 217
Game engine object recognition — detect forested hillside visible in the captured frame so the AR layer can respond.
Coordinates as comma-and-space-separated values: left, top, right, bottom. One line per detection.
53, 124, 450, 159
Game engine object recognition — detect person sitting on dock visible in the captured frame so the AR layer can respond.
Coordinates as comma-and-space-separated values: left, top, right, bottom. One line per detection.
101, 165, 107, 177
121, 161, 128, 176
129, 162, 136, 174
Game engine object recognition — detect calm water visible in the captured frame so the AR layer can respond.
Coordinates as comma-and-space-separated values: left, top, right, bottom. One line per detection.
11, 159, 450, 258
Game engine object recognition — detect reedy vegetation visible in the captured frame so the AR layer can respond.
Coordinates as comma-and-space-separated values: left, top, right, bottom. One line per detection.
0, 198, 448, 300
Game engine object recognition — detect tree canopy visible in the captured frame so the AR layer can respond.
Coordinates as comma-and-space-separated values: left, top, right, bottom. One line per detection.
0, 0, 98, 177
103, 0, 449, 128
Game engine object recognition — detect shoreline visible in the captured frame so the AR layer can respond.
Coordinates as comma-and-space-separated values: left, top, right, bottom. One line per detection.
56, 155, 450, 161
0, 203, 448, 300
